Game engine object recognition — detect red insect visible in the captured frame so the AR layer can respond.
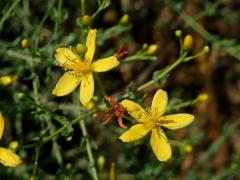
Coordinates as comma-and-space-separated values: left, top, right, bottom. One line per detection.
116, 45, 128, 59
96, 96, 127, 129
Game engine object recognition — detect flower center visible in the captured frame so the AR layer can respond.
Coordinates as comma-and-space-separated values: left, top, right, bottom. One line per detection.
144, 109, 162, 129
60, 57, 92, 75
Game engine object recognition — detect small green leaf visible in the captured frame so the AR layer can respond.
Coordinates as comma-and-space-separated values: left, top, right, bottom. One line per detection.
152, 69, 170, 84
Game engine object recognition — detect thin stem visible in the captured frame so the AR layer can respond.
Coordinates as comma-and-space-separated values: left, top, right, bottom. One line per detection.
30, 146, 41, 180
97, 0, 101, 6
81, 0, 86, 16
183, 50, 207, 62
79, 120, 99, 180
19, 142, 39, 150
0, 0, 20, 31
52, 0, 63, 41
169, 99, 199, 111
32, 74, 40, 104
136, 52, 188, 92
20, 109, 98, 150
123, 55, 157, 62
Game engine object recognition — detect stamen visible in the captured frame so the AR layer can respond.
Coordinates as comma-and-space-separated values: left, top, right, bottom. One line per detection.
60, 56, 92, 73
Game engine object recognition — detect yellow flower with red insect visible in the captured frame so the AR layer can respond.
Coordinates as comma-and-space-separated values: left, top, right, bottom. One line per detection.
52, 29, 119, 106
119, 89, 194, 162
0, 113, 22, 167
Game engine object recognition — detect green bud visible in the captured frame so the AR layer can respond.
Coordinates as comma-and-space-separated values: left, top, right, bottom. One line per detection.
175, 30, 182, 38
119, 14, 129, 25
203, 45, 210, 53
76, 43, 87, 54
9, 141, 20, 150
17, 92, 25, 99
97, 155, 106, 170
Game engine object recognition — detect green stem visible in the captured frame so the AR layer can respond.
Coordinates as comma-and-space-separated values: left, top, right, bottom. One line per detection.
30, 146, 41, 180
97, 0, 101, 6
123, 55, 157, 62
81, 0, 86, 16
136, 52, 187, 92
20, 109, 98, 150
0, 0, 20, 31
79, 120, 99, 180
183, 50, 207, 62
19, 142, 39, 150
32, 74, 40, 104
170, 99, 199, 111
52, 0, 63, 41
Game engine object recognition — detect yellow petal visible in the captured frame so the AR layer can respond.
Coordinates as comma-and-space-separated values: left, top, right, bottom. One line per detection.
150, 128, 171, 162
121, 100, 148, 123
55, 48, 80, 64
159, 114, 194, 130
92, 56, 119, 72
0, 113, 4, 140
0, 147, 22, 167
80, 73, 94, 105
85, 29, 97, 63
119, 124, 151, 142
52, 72, 81, 96
151, 89, 168, 116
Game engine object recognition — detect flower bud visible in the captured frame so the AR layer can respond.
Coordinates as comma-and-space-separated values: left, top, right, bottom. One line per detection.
66, 163, 72, 170
109, 162, 116, 180
0, 75, 12, 86
17, 92, 25, 99
197, 93, 208, 102
9, 141, 20, 150
97, 155, 106, 171
21, 38, 29, 48
119, 14, 129, 25
230, 162, 238, 170
175, 30, 182, 38
183, 35, 194, 49
184, 144, 193, 153
82, 15, 91, 26
146, 44, 158, 55
76, 43, 87, 55
203, 45, 210, 53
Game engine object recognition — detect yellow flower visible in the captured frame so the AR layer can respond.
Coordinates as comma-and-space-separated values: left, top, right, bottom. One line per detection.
119, 89, 194, 162
0, 113, 22, 167
52, 29, 119, 105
